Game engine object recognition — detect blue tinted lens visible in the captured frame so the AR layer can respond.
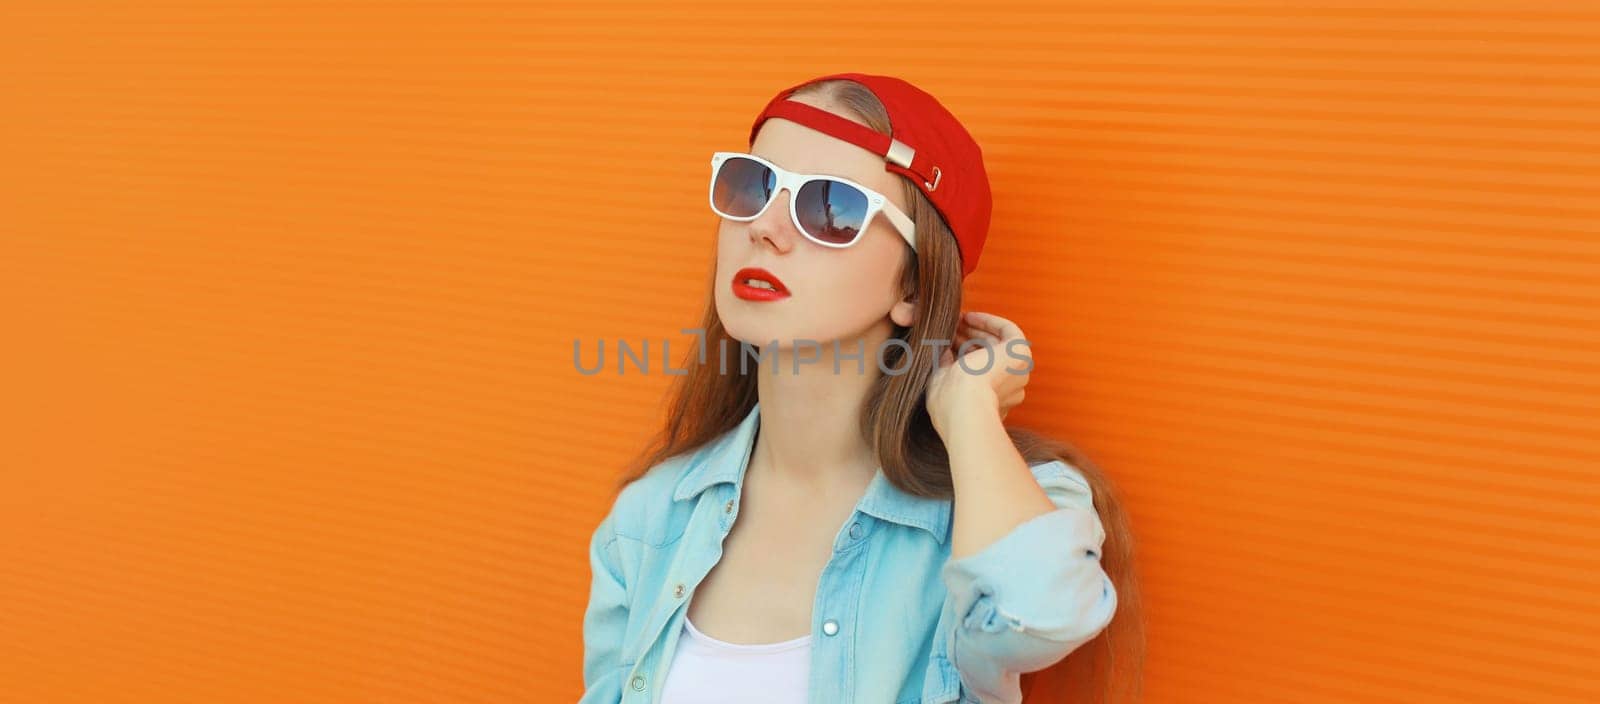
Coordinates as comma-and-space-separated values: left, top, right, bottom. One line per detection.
712, 156, 775, 217
796, 178, 869, 245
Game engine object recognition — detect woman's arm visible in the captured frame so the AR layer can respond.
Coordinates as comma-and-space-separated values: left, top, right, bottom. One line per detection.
578, 509, 630, 703
939, 400, 1118, 703
944, 398, 1058, 563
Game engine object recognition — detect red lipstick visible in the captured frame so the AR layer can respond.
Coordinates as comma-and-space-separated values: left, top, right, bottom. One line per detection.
732, 267, 791, 301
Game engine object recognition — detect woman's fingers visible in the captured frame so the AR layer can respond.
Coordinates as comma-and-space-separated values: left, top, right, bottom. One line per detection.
964, 320, 1001, 342
958, 318, 1002, 346
964, 311, 1022, 341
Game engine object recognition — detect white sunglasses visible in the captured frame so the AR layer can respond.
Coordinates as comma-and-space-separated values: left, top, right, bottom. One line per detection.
709, 151, 917, 250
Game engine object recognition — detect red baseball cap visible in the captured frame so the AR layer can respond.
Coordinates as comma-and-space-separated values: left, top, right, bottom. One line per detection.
747, 72, 993, 278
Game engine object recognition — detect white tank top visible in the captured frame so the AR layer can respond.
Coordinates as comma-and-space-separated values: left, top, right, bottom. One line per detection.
658, 616, 812, 703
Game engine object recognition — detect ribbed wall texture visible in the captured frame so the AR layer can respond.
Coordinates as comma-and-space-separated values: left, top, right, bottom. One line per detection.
3, 2, 1597, 702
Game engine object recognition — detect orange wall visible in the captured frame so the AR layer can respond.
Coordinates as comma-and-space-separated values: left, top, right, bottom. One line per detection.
3, 2, 1597, 702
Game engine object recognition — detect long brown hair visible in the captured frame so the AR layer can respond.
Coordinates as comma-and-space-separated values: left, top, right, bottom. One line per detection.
614, 79, 1146, 703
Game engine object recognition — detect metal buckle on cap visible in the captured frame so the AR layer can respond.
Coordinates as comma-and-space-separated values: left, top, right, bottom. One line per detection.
886, 138, 915, 169
885, 137, 940, 191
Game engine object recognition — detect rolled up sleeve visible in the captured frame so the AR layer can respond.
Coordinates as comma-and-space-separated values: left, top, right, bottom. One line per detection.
579, 509, 629, 704
938, 459, 1118, 703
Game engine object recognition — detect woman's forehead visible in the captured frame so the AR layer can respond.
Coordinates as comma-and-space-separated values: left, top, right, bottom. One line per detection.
750, 117, 900, 193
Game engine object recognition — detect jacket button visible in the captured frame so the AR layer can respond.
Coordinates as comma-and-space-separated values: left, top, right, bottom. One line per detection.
848, 522, 862, 539
725, 499, 735, 514
822, 619, 839, 636
673, 583, 685, 598
630, 674, 646, 691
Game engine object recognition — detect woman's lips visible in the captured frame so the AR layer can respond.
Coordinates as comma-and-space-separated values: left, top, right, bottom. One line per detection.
732, 267, 790, 301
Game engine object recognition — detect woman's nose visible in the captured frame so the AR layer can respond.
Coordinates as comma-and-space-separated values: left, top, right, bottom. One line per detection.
748, 188, 798, 253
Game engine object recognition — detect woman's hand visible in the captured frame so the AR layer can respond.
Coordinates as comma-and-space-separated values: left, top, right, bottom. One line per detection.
925, 311, 1033, 439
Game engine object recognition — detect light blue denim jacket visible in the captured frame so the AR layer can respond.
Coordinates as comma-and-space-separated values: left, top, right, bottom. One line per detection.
579, 402, 1116, 704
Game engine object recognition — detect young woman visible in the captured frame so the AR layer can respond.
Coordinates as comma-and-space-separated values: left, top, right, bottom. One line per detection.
580, 72, 1144, 704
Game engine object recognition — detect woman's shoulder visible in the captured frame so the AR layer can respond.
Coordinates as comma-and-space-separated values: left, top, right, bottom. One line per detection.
603, 450, 702, 544
605, 414, 756, 541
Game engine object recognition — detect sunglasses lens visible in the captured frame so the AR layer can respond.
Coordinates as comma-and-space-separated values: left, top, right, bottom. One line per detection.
712, 156, 775, 218
796, 179, 870, 245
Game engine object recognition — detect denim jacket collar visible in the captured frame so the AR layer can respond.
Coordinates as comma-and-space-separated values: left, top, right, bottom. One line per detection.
671, 401, 953, 545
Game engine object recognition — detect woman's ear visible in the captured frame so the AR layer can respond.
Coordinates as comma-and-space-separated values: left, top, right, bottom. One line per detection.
890, 294, 917, 328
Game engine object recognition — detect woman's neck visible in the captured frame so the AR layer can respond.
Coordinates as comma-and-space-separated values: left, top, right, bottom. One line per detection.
751, 342, 885, 501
